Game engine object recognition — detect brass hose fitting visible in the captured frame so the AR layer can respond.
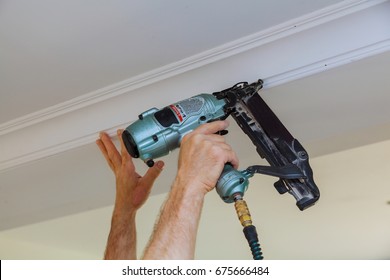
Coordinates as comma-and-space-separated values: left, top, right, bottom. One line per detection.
234, 198, 253, 227
233, 193, 263, 260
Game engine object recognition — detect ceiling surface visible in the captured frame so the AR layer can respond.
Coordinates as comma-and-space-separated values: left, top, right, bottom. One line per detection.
0, 0, 390, 259
0, 0, 343, 123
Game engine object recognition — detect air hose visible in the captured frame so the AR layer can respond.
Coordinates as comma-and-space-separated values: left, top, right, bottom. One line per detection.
234, 194, 263, 260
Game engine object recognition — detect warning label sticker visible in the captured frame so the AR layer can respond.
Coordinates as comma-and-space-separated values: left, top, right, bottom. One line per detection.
170, 97, 204, 122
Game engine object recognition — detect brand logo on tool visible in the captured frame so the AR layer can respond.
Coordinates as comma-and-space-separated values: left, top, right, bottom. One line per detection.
170, 104, 187, 122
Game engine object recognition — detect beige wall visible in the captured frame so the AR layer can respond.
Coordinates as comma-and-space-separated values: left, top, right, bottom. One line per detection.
1, 139, 390, 259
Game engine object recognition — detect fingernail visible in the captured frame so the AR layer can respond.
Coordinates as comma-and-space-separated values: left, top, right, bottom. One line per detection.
155, 161, 165, 170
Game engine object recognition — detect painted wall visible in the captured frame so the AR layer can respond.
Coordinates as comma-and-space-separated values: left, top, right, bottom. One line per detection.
1, 139, 389, 259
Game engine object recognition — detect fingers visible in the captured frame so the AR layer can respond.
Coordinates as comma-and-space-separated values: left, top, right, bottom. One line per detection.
96, 138, 115, 171
181, 120, 230, 145
96, 132, 122, 170
226, 149, 239, 170
117, 129, 132, 162
194, 120, 229, 135
200, 122, 239, 169
205, 137, 239, 169
141, 160, 164, 192
96, 133, 119, 170
182, 122, 239, 170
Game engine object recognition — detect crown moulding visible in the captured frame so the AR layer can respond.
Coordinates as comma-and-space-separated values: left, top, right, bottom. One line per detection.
0, 0, 389, 172
0, 0, 386, 136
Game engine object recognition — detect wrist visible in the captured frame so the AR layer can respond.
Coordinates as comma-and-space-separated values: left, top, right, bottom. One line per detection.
113, 187, 138, 216
172, 173, 208, 202
112, 205, 136, 222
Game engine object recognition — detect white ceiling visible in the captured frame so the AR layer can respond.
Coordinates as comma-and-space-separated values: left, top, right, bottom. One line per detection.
1, 0, 390, 259
0, 0, 343, 123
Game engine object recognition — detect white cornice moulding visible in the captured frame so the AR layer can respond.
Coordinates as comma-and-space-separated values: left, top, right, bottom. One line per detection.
265, 39, 390, 88
0, 0, 386, 136
0, 0, 389, 172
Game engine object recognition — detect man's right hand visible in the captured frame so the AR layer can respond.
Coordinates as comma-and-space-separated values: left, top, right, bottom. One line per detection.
142, 120, 239, 259
177, 120, 239, 196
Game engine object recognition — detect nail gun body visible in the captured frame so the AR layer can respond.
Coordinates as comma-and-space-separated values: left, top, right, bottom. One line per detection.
123, 79, 320, 211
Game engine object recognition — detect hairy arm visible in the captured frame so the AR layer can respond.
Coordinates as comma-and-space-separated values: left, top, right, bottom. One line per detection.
142, 120, 238, 259
105, 206, 137, 259
96, 130, 164, 259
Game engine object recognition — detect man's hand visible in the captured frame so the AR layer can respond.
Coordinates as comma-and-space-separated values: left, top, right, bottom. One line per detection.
96, 130, 164, 215
96, 129, 164, 259
142, 120, 238, 259
177, 120, 239, 195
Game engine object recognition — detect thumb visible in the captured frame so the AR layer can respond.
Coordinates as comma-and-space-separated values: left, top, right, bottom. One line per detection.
141, 160, 164, 190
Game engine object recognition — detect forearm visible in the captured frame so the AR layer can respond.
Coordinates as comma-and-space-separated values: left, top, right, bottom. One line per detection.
98, 130, 164, 260
142, 176, 206, 260
104, 209, 137, 260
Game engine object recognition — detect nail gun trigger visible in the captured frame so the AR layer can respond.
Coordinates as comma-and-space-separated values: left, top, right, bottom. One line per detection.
217, 129, 229, 136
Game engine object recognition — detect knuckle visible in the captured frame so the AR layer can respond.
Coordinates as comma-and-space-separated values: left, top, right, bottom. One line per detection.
188, 133, 204, 145
209, 145, 223, 158
181, 132, 191, 143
